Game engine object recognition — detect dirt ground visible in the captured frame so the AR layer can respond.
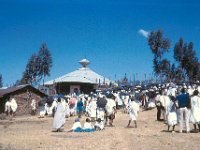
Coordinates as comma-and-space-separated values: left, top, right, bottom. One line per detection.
1, 108, 200, 150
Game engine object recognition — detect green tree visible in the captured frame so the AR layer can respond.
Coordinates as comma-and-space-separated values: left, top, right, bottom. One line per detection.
148, 29, 171, 81
0, 74, 3, 88
21, 53, 40, 85
174, 38, 199, 81
148, 30, 170, 60
38, 43, 53, 85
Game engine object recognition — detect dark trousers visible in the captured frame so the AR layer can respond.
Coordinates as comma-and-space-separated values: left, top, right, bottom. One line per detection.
156, 106, 163, 121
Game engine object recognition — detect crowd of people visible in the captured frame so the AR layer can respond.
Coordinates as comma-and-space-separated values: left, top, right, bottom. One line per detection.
50, 82, 200, 133
4, 82, 200, 134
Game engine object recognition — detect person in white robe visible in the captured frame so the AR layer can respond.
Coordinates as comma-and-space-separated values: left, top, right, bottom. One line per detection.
39, 103, 47, 118
159, 90, 171, 122
94, 118, 104, 131
10, 98, 18, 116
114, 92, 123, 109
5, 99, 11, 116
31, 99, 37, 115
167, 97, 178, 132
52, 98, 66, 132
88, 98, 97, 121
126, 96, 139, 128
83, 118, 94, 129
190, 90, 200, 132
105, 97, 117, 126
70, 118, 82, 131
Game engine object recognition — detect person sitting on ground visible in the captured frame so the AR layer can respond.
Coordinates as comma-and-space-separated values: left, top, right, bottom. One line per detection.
69, 118, 82, 132
94, 118, 104, 131
83, 118, 95, 132
83, 118, 93, 129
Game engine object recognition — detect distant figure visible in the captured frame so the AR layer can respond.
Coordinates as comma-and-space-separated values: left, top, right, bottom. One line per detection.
159, 90, 170, 122
94, 118, 104, 131
70, 118, 82, 132
52, 97, 66, 132
83, 118, 95, 132
10, 98, 18, 116
105, 97, 117, 126
167, 96, 178, 133
77, 98, 84, 118
39, 103, 47, 118
5, 98, 11, 116
126, 96, 139, 128
155, 90, 163, 121
190, 90, 200, 132
5, 97, 18, 118
31, 99, 37, 115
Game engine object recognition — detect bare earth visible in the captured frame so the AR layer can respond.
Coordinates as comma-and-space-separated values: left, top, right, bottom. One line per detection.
1, 108, 200, 150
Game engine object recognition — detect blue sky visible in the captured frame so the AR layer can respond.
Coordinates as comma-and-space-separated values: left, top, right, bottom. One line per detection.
0, 0, 200, 86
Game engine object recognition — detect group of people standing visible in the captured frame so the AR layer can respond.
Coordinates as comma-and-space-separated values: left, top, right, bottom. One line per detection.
4, 96, 18, 119
155, 84, 200, 133
52, 93, 119, 132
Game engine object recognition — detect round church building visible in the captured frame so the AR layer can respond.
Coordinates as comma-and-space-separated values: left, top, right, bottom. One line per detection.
44, 59, 115, 95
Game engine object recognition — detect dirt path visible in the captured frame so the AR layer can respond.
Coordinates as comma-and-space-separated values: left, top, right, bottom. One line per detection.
1, 108, 200, 150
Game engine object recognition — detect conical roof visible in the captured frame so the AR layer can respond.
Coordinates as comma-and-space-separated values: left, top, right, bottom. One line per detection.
45, 59, 113, 85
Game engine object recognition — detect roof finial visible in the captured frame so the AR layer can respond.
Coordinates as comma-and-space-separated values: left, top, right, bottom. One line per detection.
79, 58, 90, 68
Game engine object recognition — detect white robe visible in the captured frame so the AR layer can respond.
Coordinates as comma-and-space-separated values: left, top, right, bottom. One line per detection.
89, 100, 97, 118
83, 122, 93, 129
105, 98, 116, 116
72, 122, 82, 130
5, 101, 11, 113
128, 101, 139, 121
167, 101, 178, 126
10, 98, 18, 112
190, 96, 200, 124
53, 102, 66, 129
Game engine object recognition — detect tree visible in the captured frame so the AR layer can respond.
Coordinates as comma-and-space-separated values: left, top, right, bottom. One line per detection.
0, 74, 3, 88
148, 29, 170, 60
38, 43, 53, 85
174, 38, 199, 81
148, 29, 171, 81
21, 53, 40, 85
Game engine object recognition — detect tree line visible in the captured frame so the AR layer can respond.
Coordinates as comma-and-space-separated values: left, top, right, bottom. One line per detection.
148, 29, 200, 83
16, 43, 53, 86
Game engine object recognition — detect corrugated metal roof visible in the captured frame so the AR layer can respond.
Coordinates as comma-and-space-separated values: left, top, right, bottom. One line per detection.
0, 84, 46, 97
45, 67, 112, 85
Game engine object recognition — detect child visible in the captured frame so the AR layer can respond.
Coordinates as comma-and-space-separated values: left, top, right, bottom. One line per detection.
83, 118, 93, 129
94, 118, 104, 131
83, 118, 95, 132
70, 118, 82, 132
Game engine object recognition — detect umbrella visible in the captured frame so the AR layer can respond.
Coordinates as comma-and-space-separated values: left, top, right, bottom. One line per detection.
96, 97, 107, 108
